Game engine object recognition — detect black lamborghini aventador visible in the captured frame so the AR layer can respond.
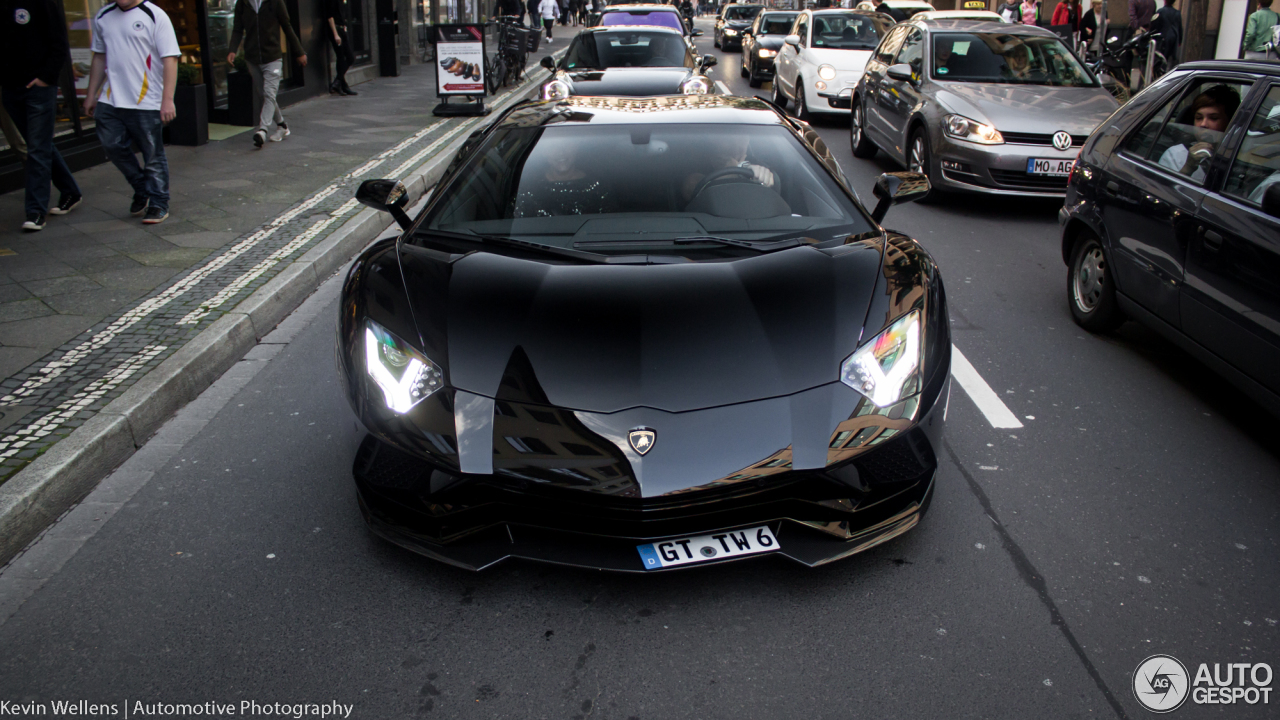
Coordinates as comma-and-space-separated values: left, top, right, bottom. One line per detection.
339, 95, 950, 572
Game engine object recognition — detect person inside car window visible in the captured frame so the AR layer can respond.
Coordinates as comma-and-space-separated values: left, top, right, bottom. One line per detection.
514, 138, 615, 217
1002, 45, 1047, 82
1157, 85, 1240, 182
682, 134, 777, 203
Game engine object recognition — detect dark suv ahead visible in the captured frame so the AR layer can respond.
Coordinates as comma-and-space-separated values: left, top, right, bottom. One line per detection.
1060, 61, 1280, 414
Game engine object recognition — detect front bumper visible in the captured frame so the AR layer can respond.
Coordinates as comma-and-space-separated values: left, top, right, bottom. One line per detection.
807, 75, 858, 114
932, 136, 1077, 197
352, 372, 950, 572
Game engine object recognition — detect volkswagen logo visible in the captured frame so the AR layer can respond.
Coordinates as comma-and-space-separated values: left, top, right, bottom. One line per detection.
1052, 131, 1073, 151
628, 428, 656, 455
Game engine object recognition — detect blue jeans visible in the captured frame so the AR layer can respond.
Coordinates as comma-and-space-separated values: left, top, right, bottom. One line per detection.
1, 85, 81, 217
95, 103, 169, 212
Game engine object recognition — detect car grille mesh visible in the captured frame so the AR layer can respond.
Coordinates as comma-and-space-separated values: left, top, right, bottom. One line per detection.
988, 169, 1070, 190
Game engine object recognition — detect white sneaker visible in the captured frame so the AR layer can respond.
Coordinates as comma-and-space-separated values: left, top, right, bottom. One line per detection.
270, 124, 290, 142
253, 130, 266, 148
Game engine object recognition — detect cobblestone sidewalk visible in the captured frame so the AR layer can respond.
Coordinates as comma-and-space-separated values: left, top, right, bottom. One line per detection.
0, 53, 561, 484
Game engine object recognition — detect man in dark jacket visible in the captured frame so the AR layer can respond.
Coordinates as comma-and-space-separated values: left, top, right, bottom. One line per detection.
324, 0, 357, 96
0, 0, 83, 231
1152, 0, 1181, 64
228, 0, 308, 148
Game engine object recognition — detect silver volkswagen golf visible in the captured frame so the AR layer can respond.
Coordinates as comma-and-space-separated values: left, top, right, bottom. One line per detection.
846, 19, 1119, 197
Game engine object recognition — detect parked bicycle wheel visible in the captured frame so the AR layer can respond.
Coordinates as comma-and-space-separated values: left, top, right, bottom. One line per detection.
485, 54, 504, 95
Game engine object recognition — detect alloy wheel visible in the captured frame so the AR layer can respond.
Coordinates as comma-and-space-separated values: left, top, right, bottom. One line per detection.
852, 104, 863, 147
909, 135, 926, 174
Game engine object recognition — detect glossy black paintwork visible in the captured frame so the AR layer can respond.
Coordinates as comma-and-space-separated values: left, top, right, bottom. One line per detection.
1061, 61, 1280, 415
338, 97, 951, 570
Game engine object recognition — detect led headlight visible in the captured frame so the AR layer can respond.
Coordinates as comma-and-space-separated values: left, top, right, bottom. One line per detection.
817, 64, 837, 81
758, 48, 777, 58
680, 76, 712, 94
541, 78, 572, 100
365, 319, 443, 414
724, 28, 738, 36
840, 311, 922, 407
943, 114, 1004, 145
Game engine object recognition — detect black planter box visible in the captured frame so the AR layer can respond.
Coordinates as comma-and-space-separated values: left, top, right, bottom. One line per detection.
164, 83, 208, 146
227, 71, 255, 126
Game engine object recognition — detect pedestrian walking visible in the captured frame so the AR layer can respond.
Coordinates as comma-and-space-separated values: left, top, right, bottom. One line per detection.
527, 0, 539, 26
227, 0, 307, 149
1152, 0, 1181, 64
1243, 0, 1278, 60
325, 0, 358, 95
83, 0, 179, 226
997, 0, 1021, 22
1081, 0, 1102, 48
1020, 0, 1039, 25
1128, 0, 1155, 32
1, 0, 83, 231
538, 0, 559, 39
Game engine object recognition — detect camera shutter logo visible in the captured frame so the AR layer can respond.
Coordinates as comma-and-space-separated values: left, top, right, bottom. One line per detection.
1134, 654, 1190, 713
14, 8, 30, 24
1053, 131, 1072, 151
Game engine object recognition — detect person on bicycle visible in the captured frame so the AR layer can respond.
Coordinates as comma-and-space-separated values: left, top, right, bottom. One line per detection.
680, 0, 695, 27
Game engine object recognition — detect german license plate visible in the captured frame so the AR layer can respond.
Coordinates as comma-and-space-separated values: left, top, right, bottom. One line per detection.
1027, 158, 1072, 176
637, 526, 780, 570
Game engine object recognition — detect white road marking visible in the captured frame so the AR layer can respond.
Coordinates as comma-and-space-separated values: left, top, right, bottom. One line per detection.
715, 80, 731, 95
950, 345, 1024, 429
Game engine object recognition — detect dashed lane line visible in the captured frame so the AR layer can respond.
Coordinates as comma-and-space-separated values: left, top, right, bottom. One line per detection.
950, 344, 1023, 429
715, 80, 731, 95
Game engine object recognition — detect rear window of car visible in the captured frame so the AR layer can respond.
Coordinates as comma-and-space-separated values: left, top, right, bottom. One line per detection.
724, 5, 763, 20
759, 13, 798, 34
564, 31, 689, 69
601, 10, 684, 33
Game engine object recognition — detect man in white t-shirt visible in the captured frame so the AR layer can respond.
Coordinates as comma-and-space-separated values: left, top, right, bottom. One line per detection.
83, 0, 181, 225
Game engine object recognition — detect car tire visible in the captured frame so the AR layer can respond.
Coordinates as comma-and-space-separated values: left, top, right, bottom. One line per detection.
748, 65, 763, 88
907, 126, 936, 202
741, 59, 749, 78
851, 98, 876, 159
714, 33, 721, 49
772, 76, 788, 109
795, 77, 810, 121
1068, 232, 1125, 333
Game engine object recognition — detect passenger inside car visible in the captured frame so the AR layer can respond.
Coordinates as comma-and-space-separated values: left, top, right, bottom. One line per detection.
1156, 85, 1242, 183
512, 139, 616, 218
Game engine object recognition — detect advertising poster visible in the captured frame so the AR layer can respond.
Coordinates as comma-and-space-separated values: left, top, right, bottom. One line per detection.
435, 24, 486, 96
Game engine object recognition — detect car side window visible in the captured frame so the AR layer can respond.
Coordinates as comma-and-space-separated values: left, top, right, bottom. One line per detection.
794, 17, 808, 47
1122, 79, 1252, 186
895, 28, 923, 79
875, 25, 908, 65
1223, 84, 1280, 208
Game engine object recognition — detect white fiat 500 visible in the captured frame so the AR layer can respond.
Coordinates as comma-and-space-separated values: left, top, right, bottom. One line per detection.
773, 10, 895, 120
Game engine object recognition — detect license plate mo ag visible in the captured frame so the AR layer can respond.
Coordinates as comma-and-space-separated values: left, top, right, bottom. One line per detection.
1027, 158, 1072, 176
637, 526, 780, 570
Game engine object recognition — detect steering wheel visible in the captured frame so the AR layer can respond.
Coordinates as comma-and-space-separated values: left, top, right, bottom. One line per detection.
691, 166, 761, 198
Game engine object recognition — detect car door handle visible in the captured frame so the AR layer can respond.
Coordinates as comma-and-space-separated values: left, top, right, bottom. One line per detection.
1200, 227, 1224, 250
1105, 180, 1120, 195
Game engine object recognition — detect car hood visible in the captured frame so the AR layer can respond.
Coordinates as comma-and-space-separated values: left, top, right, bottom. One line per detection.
932, 83, 1119, 135
401, 243, 885, 413
565, 67, 694, 96
724, 20, 753, 28
756, 35, 786, 50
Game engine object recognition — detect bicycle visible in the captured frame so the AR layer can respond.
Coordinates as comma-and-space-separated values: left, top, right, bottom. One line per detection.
1089, 30, 1167, 104
486, 15, 529, 94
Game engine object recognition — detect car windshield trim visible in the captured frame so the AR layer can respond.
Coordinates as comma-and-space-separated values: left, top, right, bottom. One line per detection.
572, 234, 813, 253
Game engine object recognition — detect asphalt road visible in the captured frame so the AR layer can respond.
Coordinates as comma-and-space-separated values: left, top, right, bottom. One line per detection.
1, 18, 1277, 720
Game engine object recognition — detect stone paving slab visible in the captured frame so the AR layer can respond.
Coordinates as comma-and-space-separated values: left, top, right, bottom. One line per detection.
0, 50, 565, 490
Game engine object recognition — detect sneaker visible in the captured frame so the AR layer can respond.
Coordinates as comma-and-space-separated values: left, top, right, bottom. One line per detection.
130, 194, 149, 216
270, 123, 290, 142
253, 130, 266, 148
22, 213, 45, 232
49, 193, 83, 215
142, 206, 169, 225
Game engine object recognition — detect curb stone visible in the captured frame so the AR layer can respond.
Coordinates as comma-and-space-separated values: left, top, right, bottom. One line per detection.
0, 116, 469, 567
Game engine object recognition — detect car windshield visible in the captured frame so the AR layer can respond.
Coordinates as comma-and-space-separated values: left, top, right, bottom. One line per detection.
564, 32, 689, 69
931, 32, 1096, 86
422, 122, 873, 257
724, 5, 763, 20
601, 11, 685, 33
759, 13, 798, 34
811, 14, 890, 50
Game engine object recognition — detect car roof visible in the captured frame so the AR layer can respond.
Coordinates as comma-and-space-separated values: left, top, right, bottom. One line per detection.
805, 8, 885, 14
883, 0, 935, 7
1175, 59, 1280, 77
912, 17, 1057, 35
502, 96, 789, 128
583, 24, 685, 34
602, 4, 681, 11
916, 10, 1004, 19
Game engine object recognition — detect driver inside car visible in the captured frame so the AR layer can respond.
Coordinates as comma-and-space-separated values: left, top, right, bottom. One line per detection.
681, 134, 778, 204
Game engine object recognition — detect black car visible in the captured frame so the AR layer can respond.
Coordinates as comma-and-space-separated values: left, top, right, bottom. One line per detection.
539, 26, 718, 98
740, 10, 799, 88
342, 95, 948, 572
1060, 61, 1280, 415
715, 3, 764, 51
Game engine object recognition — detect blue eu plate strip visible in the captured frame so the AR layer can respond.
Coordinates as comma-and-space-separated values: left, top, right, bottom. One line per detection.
1026, 158, 1036, 173
637, 544, 663, 570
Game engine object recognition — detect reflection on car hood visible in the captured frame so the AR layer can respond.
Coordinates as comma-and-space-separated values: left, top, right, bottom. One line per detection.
566, 67, 695, 96
405, 243, 885, 413
756, 36, 786, 50
934, 83, 1119, 135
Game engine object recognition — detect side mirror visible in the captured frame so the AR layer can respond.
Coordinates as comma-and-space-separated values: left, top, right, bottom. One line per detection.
886, 63, 914, 82
540, 55, 556, 70
356, 179, 412, 230
870, 171, 930, 223
691, 28, 704, 36
1263, 182, 1280, 219
701, 54, 718, 68
784, 34, 800, 47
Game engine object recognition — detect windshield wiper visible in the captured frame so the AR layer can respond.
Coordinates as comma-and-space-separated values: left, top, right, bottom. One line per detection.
419, 229, 628, 264
672, 235, 811, 252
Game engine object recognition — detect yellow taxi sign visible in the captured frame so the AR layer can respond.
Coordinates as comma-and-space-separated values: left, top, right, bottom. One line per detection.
963, 0, 987, 7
